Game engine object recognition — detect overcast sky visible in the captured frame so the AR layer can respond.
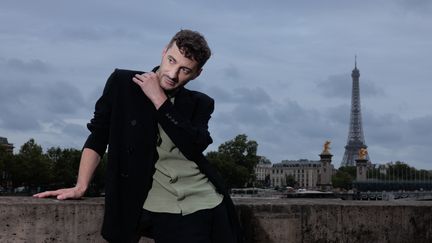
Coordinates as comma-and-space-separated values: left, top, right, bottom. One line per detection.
1, 0, 431, 169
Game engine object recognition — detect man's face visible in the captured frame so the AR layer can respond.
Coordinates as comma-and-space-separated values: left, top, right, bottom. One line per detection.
156, 42, 202, 92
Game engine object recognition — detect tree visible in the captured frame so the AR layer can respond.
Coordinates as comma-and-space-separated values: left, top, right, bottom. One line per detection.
264, 174, 271, 188
206, 134, 259, 189
258, 156, 271, 165
285, 174, 297, 187
14, 139, 51, 189
46, 147, 107, 196
332, 166, 356, 190
47, 147, 81, 188
0, 145, 13, 189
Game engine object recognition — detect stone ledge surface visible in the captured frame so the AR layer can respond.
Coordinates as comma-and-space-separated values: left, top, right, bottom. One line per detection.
0, 196, 431, 243
233, 197, 432, 243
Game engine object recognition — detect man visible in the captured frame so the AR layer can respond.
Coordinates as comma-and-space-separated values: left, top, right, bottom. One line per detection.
34, 29, 243, 243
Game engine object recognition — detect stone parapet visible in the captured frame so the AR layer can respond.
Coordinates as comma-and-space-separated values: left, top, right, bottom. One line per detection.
0, 197, 431, 243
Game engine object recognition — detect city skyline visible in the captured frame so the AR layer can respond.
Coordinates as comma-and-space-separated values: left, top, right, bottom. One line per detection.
0, 1, 431, 169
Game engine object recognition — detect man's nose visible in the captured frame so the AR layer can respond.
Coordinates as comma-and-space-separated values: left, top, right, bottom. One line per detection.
167, 68, 179, 80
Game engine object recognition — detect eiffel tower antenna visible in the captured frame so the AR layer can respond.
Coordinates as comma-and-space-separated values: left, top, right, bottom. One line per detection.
355, 55, 357, 69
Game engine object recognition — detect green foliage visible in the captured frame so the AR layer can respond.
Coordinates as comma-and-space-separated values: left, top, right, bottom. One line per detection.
339, 166, 357, 178
367, 161, 432, 181
332, 166, 356, 190
47, 147, 81, 188
0, 145, 13, 188
0, 138, 106, 195
284, 175, 297, 187
258, 156, 272, 165
15, 139, 51, 188
206, 134, 260, 189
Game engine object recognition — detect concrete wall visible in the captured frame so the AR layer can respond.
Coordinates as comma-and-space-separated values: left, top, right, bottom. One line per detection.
0, 197, 431, 243
236, 198, 432, 243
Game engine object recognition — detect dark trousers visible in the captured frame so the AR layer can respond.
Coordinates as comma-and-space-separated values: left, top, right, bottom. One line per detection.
132, 202, 234, 243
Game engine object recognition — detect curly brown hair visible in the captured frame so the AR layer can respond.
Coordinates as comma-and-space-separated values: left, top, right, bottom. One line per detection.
168, 29, 211, 69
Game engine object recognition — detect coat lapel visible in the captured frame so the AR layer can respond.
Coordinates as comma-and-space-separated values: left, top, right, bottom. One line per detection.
174, 87, 195, 119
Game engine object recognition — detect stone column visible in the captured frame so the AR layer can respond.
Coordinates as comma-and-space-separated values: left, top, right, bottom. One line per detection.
319, 152, 333, 190
356, 159, 368, 181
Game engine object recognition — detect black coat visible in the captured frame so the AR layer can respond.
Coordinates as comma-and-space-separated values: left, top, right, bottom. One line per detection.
84, 68, 243, 242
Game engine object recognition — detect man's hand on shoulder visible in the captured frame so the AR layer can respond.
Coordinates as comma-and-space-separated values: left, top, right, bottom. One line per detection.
132, 72, 167, 109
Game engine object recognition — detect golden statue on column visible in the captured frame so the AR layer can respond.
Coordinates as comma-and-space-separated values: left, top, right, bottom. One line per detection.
358, 148, 368, 160
322, 140, 331, 154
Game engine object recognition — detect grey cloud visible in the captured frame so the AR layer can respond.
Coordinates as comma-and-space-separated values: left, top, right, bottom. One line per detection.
210, 99, 346, 163
325, 105, 350, 125
396, 0, 432, 14
0, 111, 41, 131
230, 105, 272, 126
234, 87, 272, 105
56, 27, 142, 42
364, 111, 403, 128
273, 99, 310, 124
63, 123, 88, 138
362, 111, 432, 156
44, 81, 85, 114
205, 86, 235, 103
0, 78, 85, 131
204, 85, 272, 106
408, 116, 432, 135
367, 125, 404, 146
49, 119, 88, 139
275, 103, 339, 139
0, 58, 51, 73
317, 74, 384, 99
1, 0, 431, 168
406, 115, 432, 144
223, 65, 240, 79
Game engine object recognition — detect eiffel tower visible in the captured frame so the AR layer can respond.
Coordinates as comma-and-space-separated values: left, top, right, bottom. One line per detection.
341, 57, 370, 167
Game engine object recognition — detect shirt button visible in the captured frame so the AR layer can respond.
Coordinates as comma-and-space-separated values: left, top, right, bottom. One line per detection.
131, 120, 137, 126
169, 176, 178, 184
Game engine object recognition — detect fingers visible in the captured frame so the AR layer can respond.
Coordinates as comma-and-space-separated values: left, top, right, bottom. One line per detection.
33, 190, 62, 198
33, 188, 82, 200
133, 72, 157, 84
132, 77, 141, 85
57, 190, 75, 200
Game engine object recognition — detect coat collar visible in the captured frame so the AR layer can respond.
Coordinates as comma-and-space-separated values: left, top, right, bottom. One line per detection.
173, 86, 194, 119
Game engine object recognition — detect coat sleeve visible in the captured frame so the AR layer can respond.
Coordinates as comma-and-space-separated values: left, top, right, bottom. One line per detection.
156, 93, 214, 161
83, 70, 117, 157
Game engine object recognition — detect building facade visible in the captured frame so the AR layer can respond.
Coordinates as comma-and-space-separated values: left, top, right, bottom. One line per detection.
0, 137, 14, 154
255, 160, 272, 182
255, 150, 335, 190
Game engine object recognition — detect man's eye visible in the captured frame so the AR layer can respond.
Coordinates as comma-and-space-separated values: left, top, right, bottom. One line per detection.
168, 57, 174, 63
182, 68, 191, 74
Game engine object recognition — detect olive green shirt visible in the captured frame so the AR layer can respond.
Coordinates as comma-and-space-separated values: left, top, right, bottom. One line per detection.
143, 101, 223, 215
